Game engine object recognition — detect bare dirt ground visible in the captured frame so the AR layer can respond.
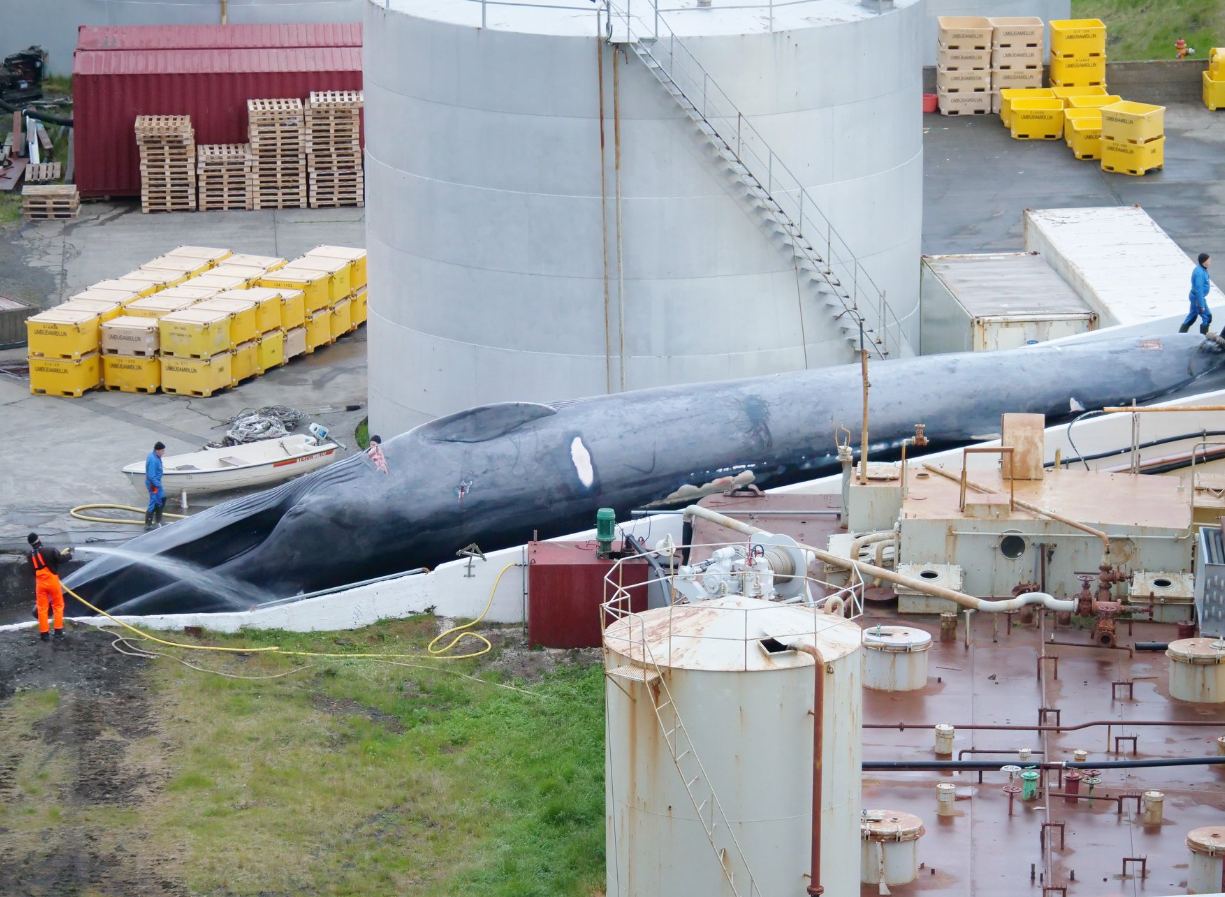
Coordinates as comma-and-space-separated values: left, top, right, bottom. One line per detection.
0, 623, 186, 897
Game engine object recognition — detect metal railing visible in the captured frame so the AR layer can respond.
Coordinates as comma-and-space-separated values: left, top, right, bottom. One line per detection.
604, 0, 908, 358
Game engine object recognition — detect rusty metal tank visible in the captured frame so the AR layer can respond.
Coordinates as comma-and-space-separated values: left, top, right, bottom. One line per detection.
1167, 638, 1225, 703
603, 596, 862, 897
862, 624, 932, 690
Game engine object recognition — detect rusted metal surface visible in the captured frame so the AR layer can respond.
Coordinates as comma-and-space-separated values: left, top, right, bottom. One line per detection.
687, 492, 843, 568
526, 540, 649, 649
76, 24, 362, 52
859, 607, 1225, 896
73, 29, 362, 198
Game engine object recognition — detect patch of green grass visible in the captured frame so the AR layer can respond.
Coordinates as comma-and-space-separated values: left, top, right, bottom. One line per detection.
0, 193, 22, 225
139, 620, 606, 897
1073, 0, 1225, 60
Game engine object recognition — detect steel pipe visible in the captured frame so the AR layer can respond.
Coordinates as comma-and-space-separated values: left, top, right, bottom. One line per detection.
791, 641, 826, 897
867, 719, 1223, 733
863, 757, 1225, 771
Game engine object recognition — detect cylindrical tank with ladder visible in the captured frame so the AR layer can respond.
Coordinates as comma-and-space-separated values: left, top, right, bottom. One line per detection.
603, 596, 862, 897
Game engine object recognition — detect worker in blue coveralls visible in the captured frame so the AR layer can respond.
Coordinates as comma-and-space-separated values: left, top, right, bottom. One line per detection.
144, 441, 167, 531
1179, 253, 1213, 335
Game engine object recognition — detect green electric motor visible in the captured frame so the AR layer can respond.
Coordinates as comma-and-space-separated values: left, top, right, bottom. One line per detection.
596, 507, 616, 557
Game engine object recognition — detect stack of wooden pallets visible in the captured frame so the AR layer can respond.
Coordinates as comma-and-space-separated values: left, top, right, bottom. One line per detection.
246, 99, 307, 210
197, 144, 251, 211
305, 91, 364, 209
22, 185, 80, 220
135, 115, 197, 213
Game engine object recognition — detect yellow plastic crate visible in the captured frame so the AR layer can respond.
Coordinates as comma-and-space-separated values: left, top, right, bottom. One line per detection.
331, 297, 352, 338
29, 351, 101, 397
1000, 88, 1055, 128
124, 294, 201, 319
304, 309, 334, 353
119, 270, 178, 293
166, 245, 232, 267
352, 287, 367, 327
284, 326, 307, 361
1049, 19, 1106, 57
218, 287, 282, 333
128, 268, 188, 290
1067, 94, 1122, 110
92, 278, 157, 299
157, 285, 221, 304
287, 257, 351, 303
161, 353, 232, 397
143, 255, 212, 279
1205, 71, 1225, 111
1101, 100, 1165, 144
207, 263, 268, 288
257, 330, 285, 371
1063, 107, 1102, 146
26, 309, 100, 359
1049, 54, 1107, 88
101, 315, 159, 357
1069, 118, 1102, 160
103, 354, 160, 394
260, 269, 331, 314
1010, 98, 1064, 140
231, 340, 261, 385
1052, 85, 1108, 102
1212, 48, 1225, 80
186, 273, 250, 294
193, 297, 259, 347
58, 297, 125, 323
306, 246, 367, 291
224, 253, 287, 273
159, 308, 232, 359
265, 288, 306, 330
1101, 136, 1164, 176
72, 286, 144, 306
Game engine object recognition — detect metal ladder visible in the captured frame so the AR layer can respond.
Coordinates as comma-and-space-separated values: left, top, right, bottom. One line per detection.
606, 605, 765, 897
604, 3, 907, 359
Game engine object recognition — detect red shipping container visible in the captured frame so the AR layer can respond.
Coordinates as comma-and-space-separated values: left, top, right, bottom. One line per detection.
77, 23, 362, 52
73, 27, 362, 198
527, 541, 652, 649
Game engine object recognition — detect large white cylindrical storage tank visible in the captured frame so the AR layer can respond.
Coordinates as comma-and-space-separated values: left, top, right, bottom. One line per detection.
1186, 827, 1225, 894
922, 0, 1071, 65
603, 596, 862, 897
365, 0, 924, 435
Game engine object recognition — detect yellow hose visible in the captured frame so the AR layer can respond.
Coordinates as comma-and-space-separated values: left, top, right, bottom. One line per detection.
60, 562, 515, 662
71, 504, 187, 525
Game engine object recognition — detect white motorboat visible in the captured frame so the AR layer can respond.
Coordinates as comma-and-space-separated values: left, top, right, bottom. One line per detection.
124, 433, 341, 499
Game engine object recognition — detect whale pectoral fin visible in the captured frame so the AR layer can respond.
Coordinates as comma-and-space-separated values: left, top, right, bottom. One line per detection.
418, 402, 558, 443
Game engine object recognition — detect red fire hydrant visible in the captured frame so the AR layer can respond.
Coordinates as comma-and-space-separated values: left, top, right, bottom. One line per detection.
1176, 38, 1190, 60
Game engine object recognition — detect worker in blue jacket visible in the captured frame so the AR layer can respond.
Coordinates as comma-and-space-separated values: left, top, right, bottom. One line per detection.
1179, 253, 1213, 335
144, 441, 166, 530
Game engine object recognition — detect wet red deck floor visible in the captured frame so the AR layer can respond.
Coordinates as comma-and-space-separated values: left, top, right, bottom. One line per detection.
860, 606, 1225, 897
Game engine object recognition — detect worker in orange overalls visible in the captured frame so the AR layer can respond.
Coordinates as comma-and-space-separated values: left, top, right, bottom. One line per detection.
28, 532, 72, 643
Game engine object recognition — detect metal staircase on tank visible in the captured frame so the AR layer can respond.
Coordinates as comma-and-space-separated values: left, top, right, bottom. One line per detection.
605, 601, 765, 897
601, 0, 907, 359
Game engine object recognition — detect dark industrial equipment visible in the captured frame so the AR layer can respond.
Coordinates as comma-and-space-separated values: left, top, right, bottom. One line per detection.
1, 46, 47, 103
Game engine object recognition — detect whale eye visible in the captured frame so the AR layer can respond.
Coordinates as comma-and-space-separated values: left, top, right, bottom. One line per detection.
570, 437, 594, 488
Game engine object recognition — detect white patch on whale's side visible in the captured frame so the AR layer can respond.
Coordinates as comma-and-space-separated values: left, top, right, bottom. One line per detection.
570, 437, 594, 488
1069, 397, 1085, 412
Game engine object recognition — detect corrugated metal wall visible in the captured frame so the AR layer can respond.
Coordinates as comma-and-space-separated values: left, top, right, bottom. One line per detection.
73, 30, 362, 197
0, 0, 364, 74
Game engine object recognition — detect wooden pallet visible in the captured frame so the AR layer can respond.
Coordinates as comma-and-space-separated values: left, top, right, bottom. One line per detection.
23, 184, 80, 220
308, 90, 364, 110
24, 163, 62, 184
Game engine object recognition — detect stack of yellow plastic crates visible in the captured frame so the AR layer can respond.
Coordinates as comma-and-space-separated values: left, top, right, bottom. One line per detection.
1049, 19, 1107, 91
25, 307, 102, 397
988, 17, 1043, 115
935, 17, 992, 116
1203, 49, 1225, 110
1100, 101, 1165, 176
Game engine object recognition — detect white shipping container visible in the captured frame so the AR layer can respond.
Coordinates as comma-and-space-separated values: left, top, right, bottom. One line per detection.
920, 252, 1096, 355
1024, 206, 1225, 330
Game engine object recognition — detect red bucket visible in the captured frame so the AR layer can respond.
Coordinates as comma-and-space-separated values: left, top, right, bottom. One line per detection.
923, 93, 938, 113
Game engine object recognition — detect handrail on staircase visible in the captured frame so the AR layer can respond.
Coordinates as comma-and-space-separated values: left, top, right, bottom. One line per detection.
604, 0, 907, 359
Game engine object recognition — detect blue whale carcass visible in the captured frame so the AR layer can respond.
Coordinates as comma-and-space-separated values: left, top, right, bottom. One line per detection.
65, 334, 1225, 614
